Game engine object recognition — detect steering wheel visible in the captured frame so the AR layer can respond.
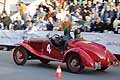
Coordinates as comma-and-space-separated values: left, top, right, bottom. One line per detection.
51, 34, 61, 40
50, 34, 63, 46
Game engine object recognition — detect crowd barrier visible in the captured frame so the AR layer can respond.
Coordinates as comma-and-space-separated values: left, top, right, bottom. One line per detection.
0, 30, 120, 55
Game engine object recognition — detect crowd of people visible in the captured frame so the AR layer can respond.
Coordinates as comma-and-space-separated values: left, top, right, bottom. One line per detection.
0, 0, 120, 34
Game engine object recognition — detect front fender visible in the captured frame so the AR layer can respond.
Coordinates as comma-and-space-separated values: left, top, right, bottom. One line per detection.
15, 43, 42, 58
64, 48, 95, 67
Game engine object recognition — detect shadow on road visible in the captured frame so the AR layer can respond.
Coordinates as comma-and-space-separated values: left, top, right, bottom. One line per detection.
22, 60, 115, 75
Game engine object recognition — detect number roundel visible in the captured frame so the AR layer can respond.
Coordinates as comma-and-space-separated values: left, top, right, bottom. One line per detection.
47, 44, 51, 54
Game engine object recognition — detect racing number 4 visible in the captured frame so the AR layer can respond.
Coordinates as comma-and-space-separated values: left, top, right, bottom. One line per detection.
47, 44, 51, 54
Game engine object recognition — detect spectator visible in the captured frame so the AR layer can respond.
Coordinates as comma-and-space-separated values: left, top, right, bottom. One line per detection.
58, 0, 65, 5
70, 9, 81, 26
102, 5, 116, 22
0, 14, 4, 29
17, 1, 27, 22
1, 0, 117, 33
34, 7, 46, 20
104, 18, 114, 32
33, 8, 40, 19
80, 0, 88, 11
46, 17, 55, 31
117, 27, 120, 34
113, 4, 120, 32
45, 6, 56, 21
0, 13, 12, 30
105, 0, 115, 7
34, 17, 47, 31
91, 17, 105, 32
26, 15, 33, 22
74, 28, 83, 39
76, 15, 85, 26
10, 20, 21, 30
82, 16, 91, 31
90, 8, 99, 21
62, 1, 69, 11
25, 20, 34, 31
61, 16, 72, 30
81, 8, 90, 20
56, 8, 67, 21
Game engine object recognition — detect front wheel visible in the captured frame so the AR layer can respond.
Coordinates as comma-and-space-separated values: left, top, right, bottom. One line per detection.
66, 54, 84, 73
13, 46, 28, 65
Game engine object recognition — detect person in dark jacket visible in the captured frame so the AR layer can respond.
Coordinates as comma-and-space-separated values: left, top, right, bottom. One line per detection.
1, 13, 12, 29
46, 17, 55, 31
53, 28, 72, 49
74, 28, 83, 39
104, 18, 114, 31
91, 17, 105, 32
12, 20, 22, 30
63, 28, 72, 41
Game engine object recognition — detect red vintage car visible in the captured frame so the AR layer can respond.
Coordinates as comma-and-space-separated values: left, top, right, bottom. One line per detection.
13, 32, 120, 73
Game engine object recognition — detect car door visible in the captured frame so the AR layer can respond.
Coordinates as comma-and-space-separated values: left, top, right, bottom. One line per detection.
42, 40, 64, 60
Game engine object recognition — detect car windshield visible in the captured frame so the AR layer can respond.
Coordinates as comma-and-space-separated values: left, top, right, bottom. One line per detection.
47, 31, 64, 38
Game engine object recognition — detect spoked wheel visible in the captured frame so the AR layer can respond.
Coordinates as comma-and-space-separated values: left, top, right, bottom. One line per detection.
66, 54, 84, 73
40, 58, 50, 64
13, 46, 28, 65
96, 66, 108, 71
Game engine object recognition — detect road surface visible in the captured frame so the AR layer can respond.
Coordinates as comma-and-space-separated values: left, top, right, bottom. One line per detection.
0, 51, 120, 80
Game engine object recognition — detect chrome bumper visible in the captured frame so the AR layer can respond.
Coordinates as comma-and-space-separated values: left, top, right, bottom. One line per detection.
94, 62, 101, 69
112, 61, 120, 66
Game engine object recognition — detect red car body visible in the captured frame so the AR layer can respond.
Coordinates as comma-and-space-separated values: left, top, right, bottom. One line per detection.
13, 33, 120, 73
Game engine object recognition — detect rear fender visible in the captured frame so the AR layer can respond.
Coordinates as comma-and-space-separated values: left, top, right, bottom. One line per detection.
64, 48, 94, 67
106, 50, 120, 66
107, 50, 118, 61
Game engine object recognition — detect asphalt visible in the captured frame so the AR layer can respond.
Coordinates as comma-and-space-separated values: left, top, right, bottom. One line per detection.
0, 51, 120, 80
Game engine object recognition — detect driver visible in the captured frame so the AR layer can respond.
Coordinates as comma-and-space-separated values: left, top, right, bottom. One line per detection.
62, 28, 72, 41
52, 28, 72, 49
74, 28, 83, 39
57, 28, 72, 47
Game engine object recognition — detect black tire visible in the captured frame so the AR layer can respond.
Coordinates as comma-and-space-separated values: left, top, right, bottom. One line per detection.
40, 58, 50, 64
13, 46, 28, 65
66, 53, 84, 73
96, 66, 108, 71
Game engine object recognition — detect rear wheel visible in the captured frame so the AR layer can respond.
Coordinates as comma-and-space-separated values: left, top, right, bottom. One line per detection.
66, 53, 84, 73
96, 66, 108, 71
13, 46, 28, 65
40, 58, 50, 64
